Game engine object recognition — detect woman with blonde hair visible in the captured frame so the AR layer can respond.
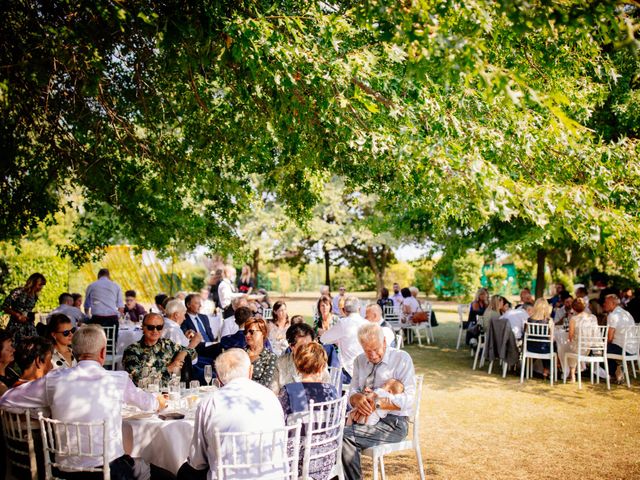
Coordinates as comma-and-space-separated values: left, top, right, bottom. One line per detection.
565, 297, 599, 382
237, 264, 254, 294
465, 288, 489, 346
467, 294, 504, 344
525, 298, 554, 378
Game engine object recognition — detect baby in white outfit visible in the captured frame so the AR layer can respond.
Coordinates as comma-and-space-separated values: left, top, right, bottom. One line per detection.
347, 378, 405, 426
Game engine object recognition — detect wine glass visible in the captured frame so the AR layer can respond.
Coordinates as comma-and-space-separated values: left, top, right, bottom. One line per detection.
204, 365, 213, 386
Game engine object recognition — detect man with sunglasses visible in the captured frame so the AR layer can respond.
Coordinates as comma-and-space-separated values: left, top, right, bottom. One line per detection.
123, 313, 196, 386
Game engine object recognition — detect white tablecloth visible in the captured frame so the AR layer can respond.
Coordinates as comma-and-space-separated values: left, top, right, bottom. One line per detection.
117, 328, 143, 355
554, 329, 571, 378
123, 414, 194, 474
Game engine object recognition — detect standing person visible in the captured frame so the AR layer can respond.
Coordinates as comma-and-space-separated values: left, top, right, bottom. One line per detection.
332, 286, 347, 316
84, 268, 124, 331
342, 324, 416, 480
124, 290, 146, 323
268, 301, 291, 356
391, 283, 403, 307
321, 297, 369, 384
2, 272, 46, 342
218, 265, 244, 320
237, 264, 254, 294
208, 268, 223, 310
48, 313, 78, 370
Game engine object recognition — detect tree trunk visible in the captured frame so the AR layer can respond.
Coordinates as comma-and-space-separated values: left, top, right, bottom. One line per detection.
252, 248, 260, 288
535, 249, 546, 299
324, 246, 331, 287
367, 245, 388, 293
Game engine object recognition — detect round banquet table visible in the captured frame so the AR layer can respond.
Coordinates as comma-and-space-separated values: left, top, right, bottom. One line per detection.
117, 328, 143, 355
122, 413, 195, 474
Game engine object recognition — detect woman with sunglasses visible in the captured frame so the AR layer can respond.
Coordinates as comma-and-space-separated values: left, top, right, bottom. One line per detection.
48, 313, 77, 370
244, 317, 278, 390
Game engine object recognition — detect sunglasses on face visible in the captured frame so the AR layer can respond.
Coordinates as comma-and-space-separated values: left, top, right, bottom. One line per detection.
144, 324, 164, 331
244, 329, 260, 336
56, 328, 76, 337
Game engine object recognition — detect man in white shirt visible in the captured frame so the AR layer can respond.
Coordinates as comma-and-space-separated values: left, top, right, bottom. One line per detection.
219, 297, 249, 337
604, 293, 636, 381
84, 268, 124, 330
178, 349, 286, 480
365, 304, 395, 346
218, 265, 245, 319
501, 302, 532, 340
48, 292, 85, 327
164, 299, 203, 349
391, 283, 403, 307
321, 296, 368, 383
0, 324, 168, 478
342, 324, 416, 480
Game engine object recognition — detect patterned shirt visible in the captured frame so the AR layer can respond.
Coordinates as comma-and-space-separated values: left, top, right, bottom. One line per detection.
123, 337, 195, 386
2, 287, 39, 341
247, 347, 278, 390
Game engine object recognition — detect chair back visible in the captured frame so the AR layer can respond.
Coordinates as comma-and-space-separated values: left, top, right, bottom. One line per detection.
213, 422, 302, 480
395, 331, 404, 349
458, 304, 469, 323
410, 375, 425, 444
622, 325, 640, 355
523, 321, 553, 351
263, 308, 273, 321
301, 396, 349, 479
103, 325, 117, 356
328, 366, 342, 393
1, 408, 38, 480
38, 413, 109, 480
383, 305, 399, 321
420, 302, 432, 316
577, 325, 608, 356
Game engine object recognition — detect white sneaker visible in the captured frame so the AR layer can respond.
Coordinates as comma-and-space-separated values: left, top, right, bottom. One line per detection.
469, 338, 478, 348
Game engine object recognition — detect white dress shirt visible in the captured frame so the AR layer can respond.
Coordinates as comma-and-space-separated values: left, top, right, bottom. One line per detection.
186, 377, 285, 480
320, 313, 369, 376
0, 360, 158, 470
48, 304, 85, 326
84, 277, 124, 317
163, 318, 190, 347
501, 308, 529, 340
349, 347, 416, 417
217, 279, 243, 311
220, 316, 239, 337
608, 306, 636, 350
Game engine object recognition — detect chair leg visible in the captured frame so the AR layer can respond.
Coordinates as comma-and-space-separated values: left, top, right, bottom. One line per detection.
380, 456, 386, 480
604, 360, 610, 390
416, 445, 425, 480
456, 326, 463, 350
488, 360, 493, 374
502, 361, 508, 378
416, 329, 422, 346
373, 454, 379, 480
578, 361, 583, 389
520, 356, 526, 383
631, 358, 637, 378
623, 360, 631, 388
473, 344, 481, 370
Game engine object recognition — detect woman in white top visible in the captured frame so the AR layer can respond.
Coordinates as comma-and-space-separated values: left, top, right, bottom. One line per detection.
566, 297, 599, 382
400, 287, 420, 323
47, 313, 77, 370
268, 301, 291, 355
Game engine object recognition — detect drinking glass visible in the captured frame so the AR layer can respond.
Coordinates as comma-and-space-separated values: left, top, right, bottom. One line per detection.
204, 365, 213, 386
190, 380, 200, 391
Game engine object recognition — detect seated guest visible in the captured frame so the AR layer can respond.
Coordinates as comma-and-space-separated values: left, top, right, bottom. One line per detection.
321, 296, 368, 384
244, 317, 278, 390
364, 304, 395, 346
267, 301, 290, 356
273, 323, 330, 393
219, 297, 248, 337
467, 295, 504, 344
548, 283, 566, 308
347, 378, 404, 425
182, 294, 220, 355
342, 324, 416, 480
566, 298, 599, 382
400, 287, 420, 324
553, 293, 573, 325
0, 329, 18, 394
12, 336, 54, 387
47, 314, 77, 370
256, 288, 271, 316
315, 295, 339, 338
466, 288, 488, 345
71, 293, 83, 310
278, 342, 338, 480
515, 288, 534, 309
164, 299, 203, 349
290, 315, 305, 325
501, 302, 532, 341
124, 290, 146, 323
178, 349, 285, 480
153, 293, 169, 315
219, 307, 254, 350
376, 287, 394, 313
526, 298, 554, 378
603, 293, 636, 383
48, 292, 85, 327
123, 313, 196, 386
0, 324, 171, 480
